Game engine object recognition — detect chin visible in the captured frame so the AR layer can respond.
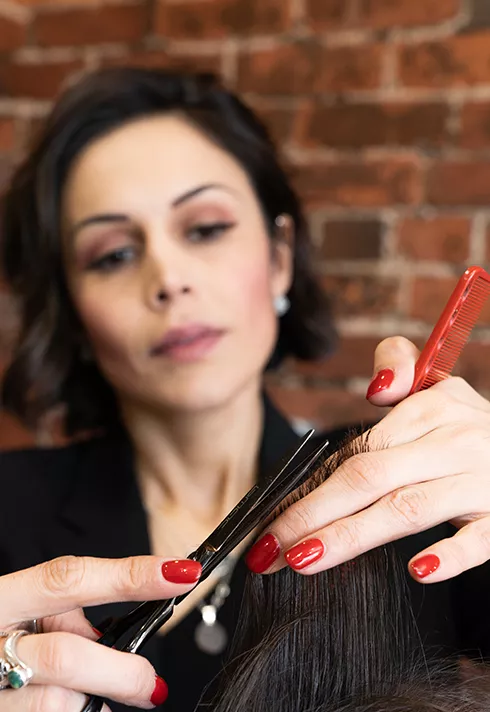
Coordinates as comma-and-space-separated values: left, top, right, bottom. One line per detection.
149, 370, 263, 416
140, 379, 230, 414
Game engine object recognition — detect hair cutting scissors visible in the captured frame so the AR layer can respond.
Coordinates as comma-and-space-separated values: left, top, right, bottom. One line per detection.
81, 429, 330, 712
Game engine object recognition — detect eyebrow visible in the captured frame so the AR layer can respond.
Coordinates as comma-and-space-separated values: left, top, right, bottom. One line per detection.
69, 183, 237, 240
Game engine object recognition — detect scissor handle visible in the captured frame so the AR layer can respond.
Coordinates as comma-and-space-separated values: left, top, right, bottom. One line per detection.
81, 694, 104, 712
80, 599, 176, 712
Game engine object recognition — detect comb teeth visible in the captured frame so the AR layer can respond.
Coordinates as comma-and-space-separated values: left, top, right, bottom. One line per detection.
420, 276, 490, 390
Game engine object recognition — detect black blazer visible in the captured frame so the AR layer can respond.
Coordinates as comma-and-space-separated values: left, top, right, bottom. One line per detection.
1, 398, 489, 710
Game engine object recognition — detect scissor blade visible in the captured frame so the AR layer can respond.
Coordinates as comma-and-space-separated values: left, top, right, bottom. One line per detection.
252, 437, 330, 514
192, 436, 330, 578
201, 430, 316, 553
222, 437, 330, 551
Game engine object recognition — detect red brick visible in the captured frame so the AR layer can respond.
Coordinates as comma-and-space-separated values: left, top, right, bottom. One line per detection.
458, 341, 490, 391
469, 0, 490, 31
0, 156, 12, 192
103, 51, 170, 70
293, 159, 422, 208
0, 16, 27, 53
103, 51, 221, 75
410, 277, 490, 324
319, 219, 383, 260
290, 336, 382, 380
155, 0, 290, 40
486, 228, 490, 262
398, 217, 471, 262
296, 102, 449, 149
170, 54, 222, 74
0, 59, 82, 100
305, 0, 350, 30
16, 0, 100, 4
237, 43, 383, 95
399, 31, 490, 88
238, 44, 318, 95
428, 162, 490, 206
313, 44, 384, 93
33, 4, 147, 47
0, 411, 36, 451
254, 107, 295, 145
0, 119, 15, 152
266, 384, 385, 431
18, 116, 45, 153
459, 102, 490, 149
358, 0, 460, 28
321, 274, 400, 317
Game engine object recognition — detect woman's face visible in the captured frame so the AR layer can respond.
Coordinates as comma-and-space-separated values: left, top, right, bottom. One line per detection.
62, 115, 292, 415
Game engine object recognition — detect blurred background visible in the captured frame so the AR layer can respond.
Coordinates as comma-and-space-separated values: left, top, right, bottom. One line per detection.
1, 0, 490, 449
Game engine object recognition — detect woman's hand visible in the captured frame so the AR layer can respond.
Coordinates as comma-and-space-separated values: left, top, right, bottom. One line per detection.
0, 554, 201, 710
247, 336, 490, 584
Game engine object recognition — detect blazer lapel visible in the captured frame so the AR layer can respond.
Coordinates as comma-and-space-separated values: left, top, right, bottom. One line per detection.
44, 396, 301, 626
259, 394, 302, 475
47, 432, 150, 562
50, 395, 301, 563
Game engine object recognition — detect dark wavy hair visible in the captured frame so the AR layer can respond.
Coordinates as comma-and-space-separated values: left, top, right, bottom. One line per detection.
210, 431, 490, 712
0, 67, 336, 436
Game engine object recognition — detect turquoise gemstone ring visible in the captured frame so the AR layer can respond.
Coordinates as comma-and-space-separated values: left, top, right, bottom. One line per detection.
1, 630, 33, 690
6, 664, 32, 689
0, 655, 11, 690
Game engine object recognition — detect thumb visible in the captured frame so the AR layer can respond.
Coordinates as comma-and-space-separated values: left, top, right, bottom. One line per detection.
366, 336, 421, 406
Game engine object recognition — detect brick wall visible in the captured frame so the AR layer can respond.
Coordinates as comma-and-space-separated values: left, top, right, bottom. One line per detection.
1, 0, 490, 448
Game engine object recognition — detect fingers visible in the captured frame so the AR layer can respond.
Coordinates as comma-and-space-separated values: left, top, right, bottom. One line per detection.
251, 439, 462, 573
1, 555, 201, 626
13, 631, 163, 709
42, 609, 98, 640
366, 336, 420, 406
282, 474, 471, 575
408, 515, 490, 584
366, 335, 490, 412
0, 685, 111, 712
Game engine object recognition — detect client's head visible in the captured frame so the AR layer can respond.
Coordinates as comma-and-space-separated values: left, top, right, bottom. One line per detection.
210, 431, 490, 712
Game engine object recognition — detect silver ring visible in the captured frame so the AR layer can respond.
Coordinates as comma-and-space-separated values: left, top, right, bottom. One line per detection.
1, 630, 33, 690
0, 656, 10, 691
0, 632, 13, 691
0, 620, 41, 636
21, 620, 40, 635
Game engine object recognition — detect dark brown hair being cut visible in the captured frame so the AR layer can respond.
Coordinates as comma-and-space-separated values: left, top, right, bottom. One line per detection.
0, 67, 337, 436
209, 430, 490, 712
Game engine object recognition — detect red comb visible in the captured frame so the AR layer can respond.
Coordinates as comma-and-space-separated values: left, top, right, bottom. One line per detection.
410, 266, 490, 394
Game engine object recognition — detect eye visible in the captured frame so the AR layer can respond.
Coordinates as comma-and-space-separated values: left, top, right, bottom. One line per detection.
187, 221, 235, 243
88, 246, 136, 272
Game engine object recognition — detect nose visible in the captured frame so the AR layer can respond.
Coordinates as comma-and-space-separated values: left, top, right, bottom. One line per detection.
144, 238, 193, 309
154, 284, 191, 305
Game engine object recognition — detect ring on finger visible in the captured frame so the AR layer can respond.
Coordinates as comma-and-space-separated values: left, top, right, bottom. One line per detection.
0, 630, 33, 690
0, 619, 42, 636
0, 654, 11, 691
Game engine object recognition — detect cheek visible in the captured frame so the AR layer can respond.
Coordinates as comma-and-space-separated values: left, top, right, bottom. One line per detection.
229, 256, 276, 333
73, 289, 137, 364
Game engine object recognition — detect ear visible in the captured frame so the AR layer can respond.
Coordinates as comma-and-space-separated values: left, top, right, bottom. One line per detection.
270, 214, 294, 300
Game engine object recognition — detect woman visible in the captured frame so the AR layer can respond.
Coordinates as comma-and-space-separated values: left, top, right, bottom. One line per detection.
0, 67, 489, 712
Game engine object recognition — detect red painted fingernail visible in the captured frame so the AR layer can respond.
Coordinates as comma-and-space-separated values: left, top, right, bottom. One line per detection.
245, 533, 280, 573
92, 627, 102, 637
161, 559, 202, 584
410, 554, 440, 579
285, 538, 325, 571
151, 675, 168, 706
366, 368, 395, 400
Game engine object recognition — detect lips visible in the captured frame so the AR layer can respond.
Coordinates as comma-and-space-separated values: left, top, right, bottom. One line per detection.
150, 324, 225, 359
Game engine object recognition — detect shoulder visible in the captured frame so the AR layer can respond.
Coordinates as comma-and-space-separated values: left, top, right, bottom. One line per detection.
0, 434, 114, 492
